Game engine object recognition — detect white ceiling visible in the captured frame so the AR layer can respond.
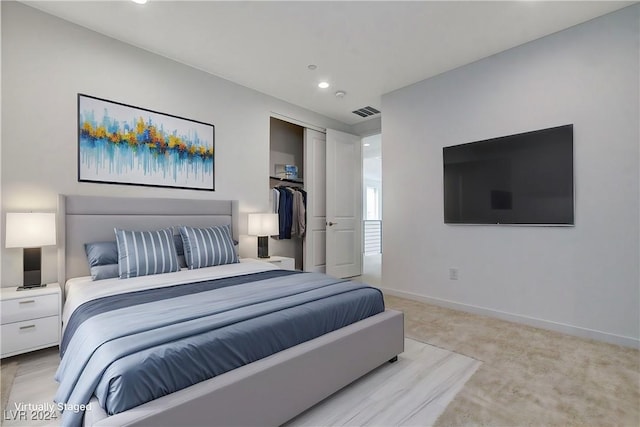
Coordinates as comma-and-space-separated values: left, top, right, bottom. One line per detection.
23, 0, 634, 125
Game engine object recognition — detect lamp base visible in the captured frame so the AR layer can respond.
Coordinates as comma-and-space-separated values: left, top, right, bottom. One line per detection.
17, 283, 47, 291
257, 236, 270, 258
23, 247, 42, 287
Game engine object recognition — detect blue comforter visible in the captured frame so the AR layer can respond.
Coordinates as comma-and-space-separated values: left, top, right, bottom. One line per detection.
55, 270, 384, 427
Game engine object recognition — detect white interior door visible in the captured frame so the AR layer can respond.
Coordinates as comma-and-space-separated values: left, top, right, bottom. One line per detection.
326, 129, 362, 278
303, 129, 327, 273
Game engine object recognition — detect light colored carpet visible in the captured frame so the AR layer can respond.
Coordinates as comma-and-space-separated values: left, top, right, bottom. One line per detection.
385, 294, 640, 426
3, 294, 638, 426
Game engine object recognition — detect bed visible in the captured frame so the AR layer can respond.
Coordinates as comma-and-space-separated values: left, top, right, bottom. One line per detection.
56, 195, 404, 427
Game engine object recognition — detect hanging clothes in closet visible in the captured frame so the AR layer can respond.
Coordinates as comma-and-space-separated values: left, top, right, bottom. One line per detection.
272, 186, 307, 239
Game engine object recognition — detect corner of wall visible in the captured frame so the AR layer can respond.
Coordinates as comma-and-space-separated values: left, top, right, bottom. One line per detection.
350, 117, 381, 137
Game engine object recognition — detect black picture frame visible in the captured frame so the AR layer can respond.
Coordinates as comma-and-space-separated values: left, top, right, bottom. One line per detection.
78, 94, 215, 191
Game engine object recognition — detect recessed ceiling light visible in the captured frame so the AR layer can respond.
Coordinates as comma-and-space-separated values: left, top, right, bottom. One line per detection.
307, 64, 317, 70
131, 0, 147, 4
318, 82, 330, 89
363, 143, 371, 147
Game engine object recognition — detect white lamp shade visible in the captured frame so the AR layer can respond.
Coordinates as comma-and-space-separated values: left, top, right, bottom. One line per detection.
5, 212, 57, 248
248, 213, 279, 237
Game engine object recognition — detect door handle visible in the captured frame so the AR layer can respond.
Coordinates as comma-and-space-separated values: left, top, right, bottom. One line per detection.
327, 221, 337, 227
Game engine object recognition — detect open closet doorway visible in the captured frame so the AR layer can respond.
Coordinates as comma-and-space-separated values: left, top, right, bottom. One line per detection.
361, 133, 382, 286
269, 116, 363, 278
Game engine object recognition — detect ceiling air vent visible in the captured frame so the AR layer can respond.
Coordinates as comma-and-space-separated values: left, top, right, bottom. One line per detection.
352, 106, 381, 118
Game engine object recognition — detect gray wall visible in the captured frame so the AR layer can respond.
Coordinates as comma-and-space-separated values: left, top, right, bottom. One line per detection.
381, 6, 639, 347
0, 2, 352, 286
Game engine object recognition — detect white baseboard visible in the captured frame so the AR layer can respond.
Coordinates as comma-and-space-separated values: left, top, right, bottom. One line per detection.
380, 286, 640, 349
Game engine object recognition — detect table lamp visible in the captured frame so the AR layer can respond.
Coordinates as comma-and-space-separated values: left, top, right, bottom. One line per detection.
5, 212, 57, 287
248, 213, 279, 258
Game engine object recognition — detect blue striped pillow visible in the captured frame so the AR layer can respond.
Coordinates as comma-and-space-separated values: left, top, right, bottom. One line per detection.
114, 228, 180, 279
178, 224, 238, 269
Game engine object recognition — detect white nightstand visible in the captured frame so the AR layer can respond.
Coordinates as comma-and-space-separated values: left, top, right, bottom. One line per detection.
1, 283, 61, 358
255, 256, 296, 271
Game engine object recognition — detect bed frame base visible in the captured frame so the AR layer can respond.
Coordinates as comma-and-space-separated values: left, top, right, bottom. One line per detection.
86, 309, 404, 427
57, 196, 405, 427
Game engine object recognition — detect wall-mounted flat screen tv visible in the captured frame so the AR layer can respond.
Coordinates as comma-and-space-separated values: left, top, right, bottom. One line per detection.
443, 124, 574, 225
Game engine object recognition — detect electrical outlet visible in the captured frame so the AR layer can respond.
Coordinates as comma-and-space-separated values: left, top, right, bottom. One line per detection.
449, 268, 459, 280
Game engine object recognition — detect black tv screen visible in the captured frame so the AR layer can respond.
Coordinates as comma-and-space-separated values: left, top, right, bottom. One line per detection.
443, 124, 574, 225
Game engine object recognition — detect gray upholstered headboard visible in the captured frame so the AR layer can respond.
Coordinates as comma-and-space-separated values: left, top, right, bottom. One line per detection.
57, 195, 239, 285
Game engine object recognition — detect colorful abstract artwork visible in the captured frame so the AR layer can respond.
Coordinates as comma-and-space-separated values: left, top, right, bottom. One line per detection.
78, 94, 215, 191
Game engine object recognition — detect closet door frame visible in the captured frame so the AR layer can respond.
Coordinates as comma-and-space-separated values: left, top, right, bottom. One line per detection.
271, 113, 362, 277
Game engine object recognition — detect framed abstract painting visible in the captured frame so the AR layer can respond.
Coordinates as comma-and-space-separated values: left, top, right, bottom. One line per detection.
78, 94, 215, 191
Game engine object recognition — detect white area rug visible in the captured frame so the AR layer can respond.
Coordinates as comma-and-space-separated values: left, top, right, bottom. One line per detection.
2, 339, 480, 427
285, 338, 481, 426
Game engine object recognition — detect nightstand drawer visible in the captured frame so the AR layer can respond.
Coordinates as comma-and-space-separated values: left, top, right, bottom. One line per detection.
1, 316, 59, 356
1, 294, 59, 324
266, 257, 295, 271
